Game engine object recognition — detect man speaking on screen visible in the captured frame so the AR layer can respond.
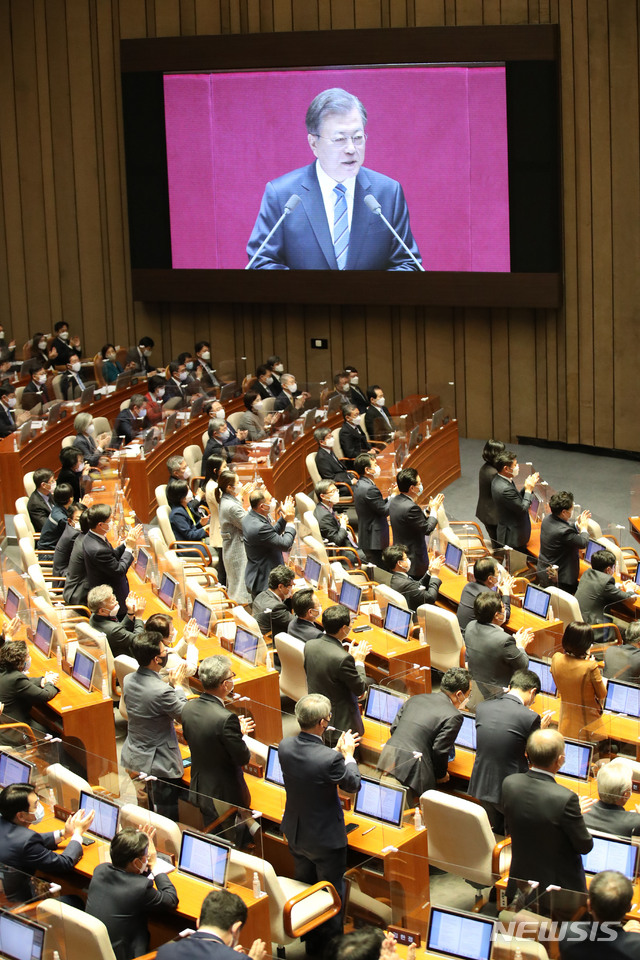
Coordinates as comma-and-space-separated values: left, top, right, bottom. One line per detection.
246, 88, 423, 271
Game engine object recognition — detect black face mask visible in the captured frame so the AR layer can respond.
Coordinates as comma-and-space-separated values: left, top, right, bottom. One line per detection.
156, 654, 169, 668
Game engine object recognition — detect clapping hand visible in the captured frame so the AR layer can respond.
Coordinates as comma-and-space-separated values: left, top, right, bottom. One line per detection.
239, 716, 256, 736
168, 663, 187, 688
183, 618, 200, 644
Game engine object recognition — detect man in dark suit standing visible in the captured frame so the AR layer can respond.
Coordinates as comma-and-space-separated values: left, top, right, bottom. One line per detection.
339, 404, 373, 466
468, 670, 552, 833
83, 504, 143, 617
491, 451, 539, 551
583, 763, 640, 838
50, 321, 82, 365
389, 467, 443, 578
378, 668, 471, 801
456, 556, 512, 635
27, 468, 55, 532
353, 453, 393, 566
577, 549, 637, 631
537, 491, 591, 593
279, 693, 362, 955
502, 729, 593, 909
465, 592, 533, 702
242, 489, 296, 598
288, 588, 324, 642
304, 604, 369, 746
314, 427, 352, 487
364, 385, 395, 442
383, 543, 444, 613
345, 367, 368, 414
156, 889, 267, 960
181, 655, 255, 824
251, 565, 295, 637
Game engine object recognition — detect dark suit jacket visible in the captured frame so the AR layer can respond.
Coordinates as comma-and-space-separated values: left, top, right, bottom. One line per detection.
53, 521, 80, 577
389, 493, 437, 578
86, 862, 178, 960
157, 931, 239, 960
251, 589, 293, 637
502, 770, 593, 894
339, 421, 371, 463
278, 731, 361, 853
464, 620, 529, 699
0, 817, 83, 900
0, 668, 58, 724
83, 529, 133, 611
57, 465, 82, 502
181, 692, 251, 812
560, 923, 640, 959
364, 404, 393, 442
111, 408, 142, 447
468, 693, 541, 805
163, 377, 189, 406
0, 402, 17, 438
74, 431, 102, 466
63, 532, 89, 606
246, 163, 421, 271
287, 617, 324, 642
37, 504, 69, 551
304, 634, 366, 738
354, 476, 389, 552
347, 384, 368, 415
50, 335, 81, 365
27, 490, 52, 533
378, 691, 462, 796
89, 613, 144, 658
241, 510, 296, 596
60, 369, 88, 401
537, 513, 589, 588
576, 568, 631, 625
124, 346, 152, 374
390, 571, 441, 612
604, 643, 640, 684
22, 381, 50, 410
491, 473, 533, 550
315, 445, 352, 485
456, 582, 511, 635
476, 462, 499, 529
169, 504, 208, 542
314, 503, 350, 548
583, 800, 640, 838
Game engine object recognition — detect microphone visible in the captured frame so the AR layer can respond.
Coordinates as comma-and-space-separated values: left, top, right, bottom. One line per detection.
246, 194, 302, 270
364, 194, 425, 272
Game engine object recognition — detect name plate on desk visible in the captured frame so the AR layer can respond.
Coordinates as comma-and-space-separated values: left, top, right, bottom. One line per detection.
368, 613, 384, 628
388, 926, 421, 948
327, 588, 339, 602
219, 635, 234, 652
245, 761, 264, 779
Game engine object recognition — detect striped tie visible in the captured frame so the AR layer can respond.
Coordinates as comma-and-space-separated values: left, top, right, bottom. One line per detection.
333, 183, 349, 270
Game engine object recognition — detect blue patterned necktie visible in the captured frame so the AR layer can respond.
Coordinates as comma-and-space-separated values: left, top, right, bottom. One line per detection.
333, 183, 349, 270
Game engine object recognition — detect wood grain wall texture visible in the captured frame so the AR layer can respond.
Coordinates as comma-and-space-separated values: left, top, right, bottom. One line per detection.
1, 1, 639, 451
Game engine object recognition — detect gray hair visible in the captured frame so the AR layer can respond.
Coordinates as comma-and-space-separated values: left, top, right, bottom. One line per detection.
280, 374, 295, 388
295, 693, 332, 730
130, 394, 145, 409
87, 584, 115, 613
314, 427, 331, 444
626, 622, 640, 645
305, 88, 367, 134
597, 763, 632, 805
198, 655, 233, 691
210, 419, 226, 433
166, 454, 185, 474
315, 479, 334, 498
74, 412, 92, 434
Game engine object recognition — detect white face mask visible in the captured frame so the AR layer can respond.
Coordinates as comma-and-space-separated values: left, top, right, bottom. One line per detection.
36, 374, 47, 385
0, 331, 4, 340
415, 483, 424, 495
59, 331, 70, 341
375, 396, 386, 407
201, 351, 211, 361
142, 349, 152, 358
215, 406, 225, 419
107, 352, 116, 361
178, 372, 188, 381
288, 382, 298, 394
156, 388, 165, 398
274, 364, 284, 374
266, 376, 274, 385
371, 463, 381, 478
182, 466, 192, 480
511, 463, 520, 478
253, 401, 263, 412
324, 436, 335, 449
350, 376, 359, 385
341, 383, 350, 392
328, 491, 340, 505
138, 407, 147, 418
30, 802, 45, 824
185, 361, 194, 370
71, 362, 81, 373
399, 558, 411, 573
38, 340, 47, 351
7, 397, 16, 409
88, 423, 95, 434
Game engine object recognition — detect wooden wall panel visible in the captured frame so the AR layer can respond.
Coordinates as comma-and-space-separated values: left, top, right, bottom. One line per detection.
1, 0, 640, 457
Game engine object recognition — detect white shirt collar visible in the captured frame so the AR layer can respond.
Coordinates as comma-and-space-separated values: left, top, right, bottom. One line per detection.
315, 160, 357, 235
507, 689, 526, 705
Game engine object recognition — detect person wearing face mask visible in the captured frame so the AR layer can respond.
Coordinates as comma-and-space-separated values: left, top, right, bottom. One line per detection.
238, 389, 279, 441
162, 362, 190, 408
389, 467, 444, 579
274, 372, 310, 421
21, 333, 57, 376
111, 393, 148, 448
383, 543, 445, 615
167, 479, 211, 560
60, 351, 92, 400
345, 365, 368, 414
491, 450, 540, 551
287, 587, 325, 643
0, 384, 21, 438
100, 342, 127, 383
181, 655, 256, 828
142, 374, 168, 426
266, 354, 284, 390
121, 631, 188, 819
125, 335, 156, 375
0, 640, 58, 727
73, 412, 112, 466
203, 417, 245, 466
194, 340, 220, 390
37, 482, 75, 552
353, 452, 393, 566
242, 489, 296, 598
464, 591, 534, 706
88, 584, 146, 657
251, 564, 295, 638
313, 479, 364, 564
364, 384, 394, 442
21, 363, 52, 411
0, 783, 94, 902
456, 556, 512, 636
321, 370, 352, 408
58, 445, 92, 502
156, 889, 268, 960
314, 426, 352, 486
27, 468, 55, 532
86, 825, 178, 960
377, 667, 472, 804
83, 503, 143, 619
217, 470, 253, 604
145, 613, 199, 686
339, 403, 374, 467
252, 363, 280, 400
50, 321, 82, 365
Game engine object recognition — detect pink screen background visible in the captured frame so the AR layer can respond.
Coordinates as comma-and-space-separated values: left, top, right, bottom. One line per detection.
164, 66, 510, 272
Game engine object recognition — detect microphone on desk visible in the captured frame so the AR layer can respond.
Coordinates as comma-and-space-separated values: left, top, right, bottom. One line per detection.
245, 194, 302, 270
363, 195, 425, 272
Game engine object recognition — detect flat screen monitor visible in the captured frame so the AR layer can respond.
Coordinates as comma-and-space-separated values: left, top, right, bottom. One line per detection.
454, 714, 477, 751
134, 547, 150, 581
219, 381, 237, 404
444, 543, 463, 574
527, 656, 557, 696
635, 562, 640, 587
78, 790, 120, 842
408, 424, 422, 451
353, 776, 405, 828
522, 583, 551, 619
304, 555, 322, 588
559, 739, 593, 782
605, 679, 640, 718
585, 539, 603, 564
163, 412, 177, 437
426, 906, 494, 960
0, 909, 46, 960
158, 572, 178, 609
265, 745, 285, 786
383, 603, 412, 641
364, 685, 406, 726
4, 587, 22, 620
190, 395, 205, 418
430, 408, 446, 432
234, 627, 259, 665
192, 598, 213, 636
529, 493, 543, 522
178, 830, 230, 887
339, 579, 362, 615
80, 386, 95, 406
72, 649, 96, 691
581, 832, 639, 880
0, 753, 32, 788
33, 617, 54, 658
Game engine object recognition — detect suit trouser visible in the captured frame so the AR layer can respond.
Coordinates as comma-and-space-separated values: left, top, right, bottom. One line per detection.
289, 842, 347, 952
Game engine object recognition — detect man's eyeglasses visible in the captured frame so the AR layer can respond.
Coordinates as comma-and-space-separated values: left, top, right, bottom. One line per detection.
313, 134, 367, 149
224, 672, 237, 681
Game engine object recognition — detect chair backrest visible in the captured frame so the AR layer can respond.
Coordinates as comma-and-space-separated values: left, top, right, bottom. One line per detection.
374, 582, 408, 611
493, 936, 549, 959
296, 491, 316, 518
15, 385, 27, 411
545, 586, 582, 626
420, 790, 503, 886
51, 373, 64, 400
23, 471, 35, 496
201, 429, 210, 448
92, 415, 111, 436
586, 517, 604, 540
37, 898, 117, 960
305, 451, 322, 486
416, 604, 464, 672
261, 396, 276, 413
597, 536, 629, 575
15, 495, 35, 534
227, 411, 244, 430
114, 655, 138, 719
183, 443, 203, 477
46, 762, 92, 811
156, 504, 175, 546
302, 532, 329, 566
274, 633, 308, 702
331, 426, 345, 460
439, 524, 463, 555
155, 484, 168, 508
330, 561, 346, 583
14, 513, 34, 544
19, 536, 38, 573
244, 736, 269, 765
61, 434, 75, 448
93, 352, 106, 388
119, 399, 131, 411
27, 564, 54, 602
226, 848, 294, 944
119, 803, 183, 857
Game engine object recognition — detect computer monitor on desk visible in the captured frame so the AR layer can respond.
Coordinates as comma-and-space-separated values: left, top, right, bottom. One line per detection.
32, 617, 54, 658
426, 906, 494, 960
71, 649, 97, 691
364, 686, 407, 726
192, 598, 213, 637
582, 832, 639, 881
444, 543, 463, 574
158, 573, 178, 610
0, 909, 46, 960
382, 603, 412, 641
78, 790, 120, 842
454, 714, 477, 751
585, 539, 604, 564
134, 547, 150, 581
178, 831, 230, 887
353, 776, 405, 828
522, 583, 551, 620
4, 586, 22, 620
339, 579, 362, 615
265, 745, 284, 786
527, 656, 557, 696
559, 739, 593, 781
605, 679, 640, 718
304, 555, 322, 588
0, 753, 32, 789
234, 627, 259, 666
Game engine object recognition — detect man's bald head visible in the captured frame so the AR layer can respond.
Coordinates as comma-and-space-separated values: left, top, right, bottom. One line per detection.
526, 728, 565, 771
